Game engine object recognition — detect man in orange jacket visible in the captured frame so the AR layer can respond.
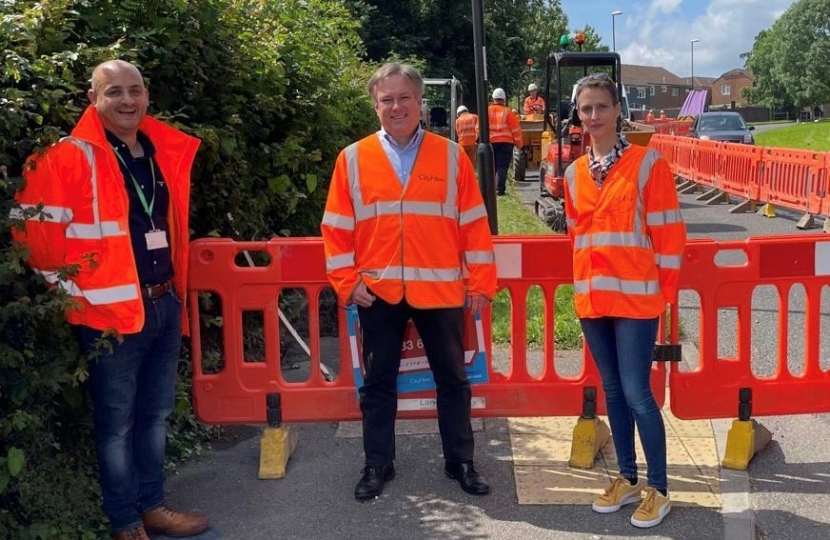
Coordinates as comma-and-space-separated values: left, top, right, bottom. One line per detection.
455, 105, 479, 168
488, 88, 522, 195
321, 62, 497, 502
11, 60, 206, 540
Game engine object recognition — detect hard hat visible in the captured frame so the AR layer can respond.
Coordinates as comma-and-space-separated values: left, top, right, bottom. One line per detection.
492, 88, 506, 100
528, 83, 538, 92
457, 105, 468, 115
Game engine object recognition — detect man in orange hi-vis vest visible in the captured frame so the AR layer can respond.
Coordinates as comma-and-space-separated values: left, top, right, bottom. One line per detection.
10, 60, 207, 540
488, 87, 522, 195
563, 73, 686, 529
455, 105, 478, 168
321, 62, 497, 502
523, 83, 545, 116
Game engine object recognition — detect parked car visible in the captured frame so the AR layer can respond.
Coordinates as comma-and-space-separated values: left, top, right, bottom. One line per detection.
689, 111, 755, 144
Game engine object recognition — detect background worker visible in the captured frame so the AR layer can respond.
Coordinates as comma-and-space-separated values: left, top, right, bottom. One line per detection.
487, 87, 522, 196
562, 73, 686, 529
645, 109, 655, 123
321, 62, 497, 503
523, 83, 545, 117
11, 60, 205, 540
455, 105, 479, 168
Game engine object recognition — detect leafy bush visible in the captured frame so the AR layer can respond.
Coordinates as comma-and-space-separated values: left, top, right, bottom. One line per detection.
1, 0, 377, 537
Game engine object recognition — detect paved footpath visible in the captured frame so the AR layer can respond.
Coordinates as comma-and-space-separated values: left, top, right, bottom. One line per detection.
162, 181, 830, 540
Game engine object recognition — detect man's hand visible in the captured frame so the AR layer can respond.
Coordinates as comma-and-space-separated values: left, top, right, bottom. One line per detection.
466, 294, 490, 315
349, 280, 376, 308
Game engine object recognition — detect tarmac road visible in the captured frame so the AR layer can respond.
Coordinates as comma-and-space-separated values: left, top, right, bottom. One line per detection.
162, 170, 830, 540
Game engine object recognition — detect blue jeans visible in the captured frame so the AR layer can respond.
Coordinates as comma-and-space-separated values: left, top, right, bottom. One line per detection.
580, 316, 667, 492
79, 291, 182, 533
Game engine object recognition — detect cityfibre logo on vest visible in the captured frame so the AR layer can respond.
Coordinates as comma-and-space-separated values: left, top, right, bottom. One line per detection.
419, 174, 444, 182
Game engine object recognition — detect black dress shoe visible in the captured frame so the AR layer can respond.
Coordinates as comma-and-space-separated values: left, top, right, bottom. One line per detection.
354, 463, 395, 501
444, 461, 490, 495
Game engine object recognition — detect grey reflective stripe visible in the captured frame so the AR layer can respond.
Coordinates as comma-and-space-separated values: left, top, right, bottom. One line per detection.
322, 211, 355, 231
67, 221, 123, 239
633, 149, 659, 238
446, 143, 459, 208
363, 266, 462, 282
404, 201, 458, 218
326, 252, 355, 271
574, 231, 651, 250
345, 143, 360, 194
575, 276, 660, 295
566, 218, 576, 229
655, 253, 683, 269
10, 204, 73, 223
465, 250, 495, 264
564, 164, 576, 199
43, 274, 139, 304
646, 208, 683, 226
459, 203, 487, 226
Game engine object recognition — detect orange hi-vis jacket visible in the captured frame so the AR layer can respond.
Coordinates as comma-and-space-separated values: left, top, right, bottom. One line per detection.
487, 104, 522, 146
455, 112, 479, 147
11, 106, 200, 334
563, 145, 686, 319
321, 131, 497, 308
523, 95, 545, 116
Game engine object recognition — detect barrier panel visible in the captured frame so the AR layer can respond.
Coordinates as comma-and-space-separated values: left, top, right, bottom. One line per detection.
715, 142, 763, 202
759, 148, 824, 214
823, 153, 830, 218
189, 236, 667, 425
692, 140, 720, 188
672, 137, 698, 182
670, 235, 830, 420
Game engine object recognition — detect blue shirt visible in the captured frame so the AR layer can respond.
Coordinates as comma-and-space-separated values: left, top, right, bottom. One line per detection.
377, 126, 424, 186
106, 130, 173, 287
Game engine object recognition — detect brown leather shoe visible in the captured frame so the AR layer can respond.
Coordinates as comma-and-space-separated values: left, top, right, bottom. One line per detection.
142, 505, 209, 538
112, 526, 150, 540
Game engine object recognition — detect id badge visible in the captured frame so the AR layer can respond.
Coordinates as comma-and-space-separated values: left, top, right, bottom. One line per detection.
145, 229, 169, 250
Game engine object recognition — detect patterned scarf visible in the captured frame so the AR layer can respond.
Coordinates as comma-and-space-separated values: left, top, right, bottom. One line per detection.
588, 135, 631, 188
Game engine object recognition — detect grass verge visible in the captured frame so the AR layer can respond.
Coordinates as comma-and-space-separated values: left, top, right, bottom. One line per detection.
753, 119, 830, 151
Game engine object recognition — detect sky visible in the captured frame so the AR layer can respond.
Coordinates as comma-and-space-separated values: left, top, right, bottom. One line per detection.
560, 0, 798, 79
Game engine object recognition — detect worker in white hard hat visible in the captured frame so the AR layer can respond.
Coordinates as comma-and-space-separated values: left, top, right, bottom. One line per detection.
488, 88, 522, 195
455, 105, 479, 168
523, 83, 545, 116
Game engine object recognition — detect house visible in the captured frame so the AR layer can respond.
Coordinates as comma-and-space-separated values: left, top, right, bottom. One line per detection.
710, 69, 754, 108
620, 64, 708, 118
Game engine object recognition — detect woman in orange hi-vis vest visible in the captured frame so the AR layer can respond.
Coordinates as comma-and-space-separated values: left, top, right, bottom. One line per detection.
563, 73, 686, 529
455, 105, 478, 168
321, 63, 497, 503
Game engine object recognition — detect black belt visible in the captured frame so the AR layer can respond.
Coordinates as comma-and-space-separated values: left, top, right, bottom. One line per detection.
142, 281, 172, 300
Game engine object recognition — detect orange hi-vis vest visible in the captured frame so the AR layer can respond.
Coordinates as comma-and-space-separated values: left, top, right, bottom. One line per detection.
321, 131, 497, 308
455, 113, 479, 146
563, 145, 686, 319
488, 104, 522, 146
523, 95, 545, 115
11, 106, 200, 334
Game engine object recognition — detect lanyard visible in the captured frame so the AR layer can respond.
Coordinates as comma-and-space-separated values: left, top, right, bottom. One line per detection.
113, 146, 157, 228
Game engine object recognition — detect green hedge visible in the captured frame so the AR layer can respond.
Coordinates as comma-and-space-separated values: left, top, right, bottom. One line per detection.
1, 0, 378, 537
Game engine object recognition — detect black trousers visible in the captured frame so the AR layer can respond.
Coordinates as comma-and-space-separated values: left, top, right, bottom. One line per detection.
492, 142, 514, 194
357, 296, 474, 466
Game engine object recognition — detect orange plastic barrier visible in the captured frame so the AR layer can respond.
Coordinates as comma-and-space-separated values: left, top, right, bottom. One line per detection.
671, 136, 698, 182
759, 148, 824, 214
670, 235, 830, 420
822, 153, 830, 218
715, 142, 763, 202
692, 140, 720, 188
188, 237, 667, 424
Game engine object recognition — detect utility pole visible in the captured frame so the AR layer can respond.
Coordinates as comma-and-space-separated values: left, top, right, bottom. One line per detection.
472, 0, 498, 234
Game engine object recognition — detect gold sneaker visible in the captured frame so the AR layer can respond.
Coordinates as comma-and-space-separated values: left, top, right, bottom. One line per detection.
630, 486, 671, 528
592, 476, 644, 513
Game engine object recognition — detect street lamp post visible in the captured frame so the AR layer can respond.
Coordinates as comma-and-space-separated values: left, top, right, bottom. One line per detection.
611, 10, 623, 53
690, 38, 699, 89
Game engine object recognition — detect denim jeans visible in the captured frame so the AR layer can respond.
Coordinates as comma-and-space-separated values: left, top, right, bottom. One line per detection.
79, 291, 182, 532
580, 316, 667, 492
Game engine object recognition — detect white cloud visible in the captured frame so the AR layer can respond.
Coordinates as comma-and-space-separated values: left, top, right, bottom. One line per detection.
618, 0, 796, 78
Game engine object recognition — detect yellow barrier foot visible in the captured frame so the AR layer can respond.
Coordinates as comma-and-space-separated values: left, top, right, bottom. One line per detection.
258, 425, 299, 479
569, 416, 611, 469
722, 419, 772, 471
796, 212, 815, 230
757, 203, 777, 218
824, 218, 830, 233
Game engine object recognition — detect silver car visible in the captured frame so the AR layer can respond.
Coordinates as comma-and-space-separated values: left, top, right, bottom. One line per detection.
690, 111, 755, 144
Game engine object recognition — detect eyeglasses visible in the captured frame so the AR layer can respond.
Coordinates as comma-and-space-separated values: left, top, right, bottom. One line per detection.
576, 73, 615, 86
